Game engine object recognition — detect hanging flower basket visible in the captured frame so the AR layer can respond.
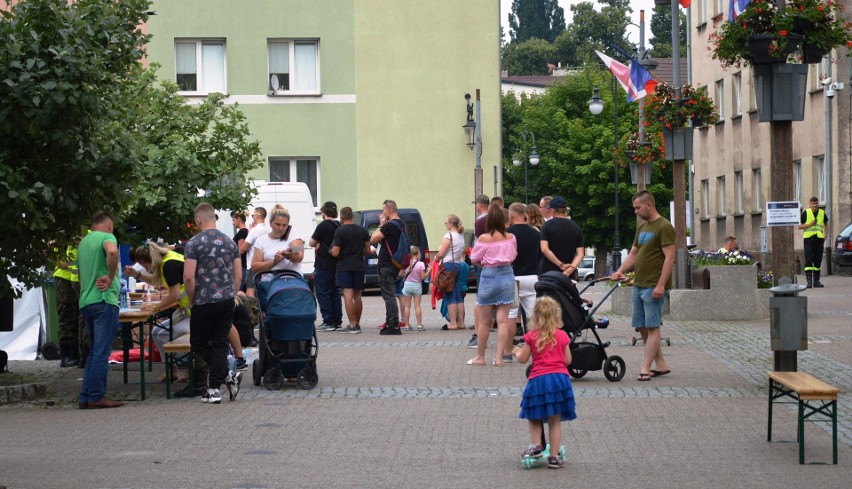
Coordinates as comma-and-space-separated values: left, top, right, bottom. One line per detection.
753, 63, 807, 122
801, 43, 830, 63
747, 33, 803, 64
663, 126, 693, 161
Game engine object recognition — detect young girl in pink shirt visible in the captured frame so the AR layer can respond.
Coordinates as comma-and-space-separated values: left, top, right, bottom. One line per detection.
512, 296, 576, 468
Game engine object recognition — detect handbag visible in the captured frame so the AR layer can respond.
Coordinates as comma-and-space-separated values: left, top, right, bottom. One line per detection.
434, 233, 458, 293
434, 263, 456, 292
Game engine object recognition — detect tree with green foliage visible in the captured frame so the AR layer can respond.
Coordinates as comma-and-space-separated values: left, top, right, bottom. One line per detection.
0, 0, 151, 296
553, 0, 634, 67
650, 5, 687, 58
502, 71, 674, 275
122, 68, 263, 246
501, 38, 556, 76
0, 0, 262, 297
508, 0, 566, 43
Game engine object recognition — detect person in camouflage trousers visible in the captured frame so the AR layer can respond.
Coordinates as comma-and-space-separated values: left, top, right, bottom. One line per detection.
54, 244, 88, 367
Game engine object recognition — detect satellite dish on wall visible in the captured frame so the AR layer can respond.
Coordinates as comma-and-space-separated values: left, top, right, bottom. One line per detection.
270, 74, 280, 91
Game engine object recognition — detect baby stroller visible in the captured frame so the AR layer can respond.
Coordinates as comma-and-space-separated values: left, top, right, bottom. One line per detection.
252, 270, 319, 390
534, 271, 625, 382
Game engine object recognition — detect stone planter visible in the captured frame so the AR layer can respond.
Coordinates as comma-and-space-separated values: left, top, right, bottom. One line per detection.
747, 34, 802, 64
670, 265, 767, 320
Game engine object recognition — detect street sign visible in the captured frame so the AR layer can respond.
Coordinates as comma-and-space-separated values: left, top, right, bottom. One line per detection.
766, 201, 801, 227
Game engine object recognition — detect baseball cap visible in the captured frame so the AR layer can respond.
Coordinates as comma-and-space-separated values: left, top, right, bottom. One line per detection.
472, 194, 490, 205
548, 196, 568, 210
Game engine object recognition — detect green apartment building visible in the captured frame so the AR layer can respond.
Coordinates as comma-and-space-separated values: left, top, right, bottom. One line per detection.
146, 0, 502, 246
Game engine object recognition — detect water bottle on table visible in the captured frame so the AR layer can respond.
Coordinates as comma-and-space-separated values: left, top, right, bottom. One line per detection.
120, 279, 128, 309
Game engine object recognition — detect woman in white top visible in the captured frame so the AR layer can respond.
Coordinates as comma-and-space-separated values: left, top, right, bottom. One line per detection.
434, 213, 466, 330
251, 204, 305, 280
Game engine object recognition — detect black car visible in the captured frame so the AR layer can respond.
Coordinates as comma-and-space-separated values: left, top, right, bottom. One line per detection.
355, 208, 430, 290
831, 221, 852, 267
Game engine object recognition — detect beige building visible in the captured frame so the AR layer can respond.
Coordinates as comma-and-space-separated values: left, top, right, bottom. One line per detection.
689, 1, 851, 271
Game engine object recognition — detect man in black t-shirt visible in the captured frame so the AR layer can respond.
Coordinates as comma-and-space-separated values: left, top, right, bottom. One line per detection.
370, 199, 403, 335
540, 196, 584, 278
310, 202, 343, 331
330, 207, 371, 333
507, 203, 541, 346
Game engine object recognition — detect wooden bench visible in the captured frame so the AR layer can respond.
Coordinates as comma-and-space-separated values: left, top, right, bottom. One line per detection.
163, 334, 193, 399
768, 371, 839, 464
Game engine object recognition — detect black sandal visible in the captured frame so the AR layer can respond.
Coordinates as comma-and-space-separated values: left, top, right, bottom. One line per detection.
637, 373, 652, 382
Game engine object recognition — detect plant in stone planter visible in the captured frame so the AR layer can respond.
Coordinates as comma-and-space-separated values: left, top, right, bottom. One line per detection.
789, 0, 852, 62
758, 270, 774, 288
693, 249, 757, 266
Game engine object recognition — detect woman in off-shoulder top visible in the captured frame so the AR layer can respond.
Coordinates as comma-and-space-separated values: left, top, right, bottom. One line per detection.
467, 205, 517, 367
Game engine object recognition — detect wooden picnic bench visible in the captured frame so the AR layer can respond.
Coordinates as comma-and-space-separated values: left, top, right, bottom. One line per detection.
163, 334, 193, 399
767, 371, 839, 464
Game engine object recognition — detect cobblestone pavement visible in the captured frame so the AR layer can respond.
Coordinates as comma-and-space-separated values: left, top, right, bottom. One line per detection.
1, 275, 850, 488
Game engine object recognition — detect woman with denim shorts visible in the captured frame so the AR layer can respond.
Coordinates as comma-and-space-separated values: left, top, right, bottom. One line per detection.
467, 206, 517, 366
434, 214, 467, 330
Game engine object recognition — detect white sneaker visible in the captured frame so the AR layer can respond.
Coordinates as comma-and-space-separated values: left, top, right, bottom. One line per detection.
227, 372, 242, 401
202, 388, 221, 404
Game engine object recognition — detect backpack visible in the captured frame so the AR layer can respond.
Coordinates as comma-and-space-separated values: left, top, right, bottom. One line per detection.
386, 220, 411, 270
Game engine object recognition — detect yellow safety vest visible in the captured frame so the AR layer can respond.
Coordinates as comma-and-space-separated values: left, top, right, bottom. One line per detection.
161, 251, 191, 314
53, 245, 79, 282
803, 209, 826, 239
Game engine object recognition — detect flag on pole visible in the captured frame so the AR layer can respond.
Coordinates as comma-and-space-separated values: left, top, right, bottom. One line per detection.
680, 0, 691, 8
728, 0, 750, 22
595, 50, 659, 103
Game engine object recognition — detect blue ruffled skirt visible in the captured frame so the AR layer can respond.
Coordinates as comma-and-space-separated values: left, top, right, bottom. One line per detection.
519, 373, 577, 422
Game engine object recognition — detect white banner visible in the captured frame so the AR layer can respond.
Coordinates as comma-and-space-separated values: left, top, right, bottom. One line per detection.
766, 201, 801, 227
0, 281, 45, 360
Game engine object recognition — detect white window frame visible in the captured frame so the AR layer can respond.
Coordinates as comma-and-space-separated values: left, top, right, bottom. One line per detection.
717, 176, 727, 217
697, 0, 707, 25
732, 73, 742, 116
268, 39, 321, 95
175, 39, 227, 95
715, 0, 725, 16
735, 171, 744, 214
793, 160, 802, 204
268, 157, 321, 207
817, 155, 826, 204
701, 179, 710, 218
715, 79, 725, 120
749, 69, 757, 111
752, 169, 762, 212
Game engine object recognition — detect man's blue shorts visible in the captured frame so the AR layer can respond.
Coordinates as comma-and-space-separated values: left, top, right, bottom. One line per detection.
336, 271, 365, 291
631, 286, 667, 328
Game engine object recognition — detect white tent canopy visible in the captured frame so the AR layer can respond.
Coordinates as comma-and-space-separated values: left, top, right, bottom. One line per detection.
0, 280, 45, 360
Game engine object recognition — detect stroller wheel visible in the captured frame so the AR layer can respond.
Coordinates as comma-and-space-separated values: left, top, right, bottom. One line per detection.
296, 367, 319, 390
603, 355, 626, 382
263, 368, 283, 390
252, 359, 263, 387
568, 367, 588, 379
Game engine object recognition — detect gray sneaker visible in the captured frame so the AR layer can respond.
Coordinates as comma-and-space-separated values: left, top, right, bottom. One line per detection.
502, 354, 514, 364
466, 335, 478, 349
338, 325, 361, 334
317, 323, 339, 332
403, 324, 414, 332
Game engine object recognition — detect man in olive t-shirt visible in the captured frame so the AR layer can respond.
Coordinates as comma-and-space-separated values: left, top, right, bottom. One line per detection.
611, 191, 674, 382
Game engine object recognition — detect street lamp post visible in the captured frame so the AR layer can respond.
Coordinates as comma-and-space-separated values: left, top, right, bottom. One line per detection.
512, 128, 539, 204
589, 84, 622, 273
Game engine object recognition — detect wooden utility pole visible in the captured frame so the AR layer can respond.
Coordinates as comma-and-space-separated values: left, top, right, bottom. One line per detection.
769, 121, 796, 283
671, 0, 687, 288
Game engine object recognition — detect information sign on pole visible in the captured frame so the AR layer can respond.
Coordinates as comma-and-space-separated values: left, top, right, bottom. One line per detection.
766, 201, 801, 227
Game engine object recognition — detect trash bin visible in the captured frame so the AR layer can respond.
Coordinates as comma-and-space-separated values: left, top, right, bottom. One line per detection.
41, 278, 60, 360
769, 284, 807, 351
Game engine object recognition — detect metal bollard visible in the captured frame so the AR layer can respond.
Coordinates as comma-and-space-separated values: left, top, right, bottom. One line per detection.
768, 283, 807, 371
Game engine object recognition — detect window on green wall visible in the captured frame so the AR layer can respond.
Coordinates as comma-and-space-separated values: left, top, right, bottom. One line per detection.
268, 40, 320, 94
175, 39, 226, 94
269, 157, 320, 206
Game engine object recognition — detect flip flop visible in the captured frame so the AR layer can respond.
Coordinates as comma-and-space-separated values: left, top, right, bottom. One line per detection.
637, 373, 652, 382
466, 359, 486, 366
491, 359, 504, 367
650, 369, 671, 377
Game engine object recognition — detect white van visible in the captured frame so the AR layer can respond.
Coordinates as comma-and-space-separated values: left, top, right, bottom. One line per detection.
216, 181, 317, 281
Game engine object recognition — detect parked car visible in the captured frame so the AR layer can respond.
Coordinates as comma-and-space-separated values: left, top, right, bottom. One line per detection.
577, 256, 596, 281
354, 208, 430, 290
832, 221, 852, 267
